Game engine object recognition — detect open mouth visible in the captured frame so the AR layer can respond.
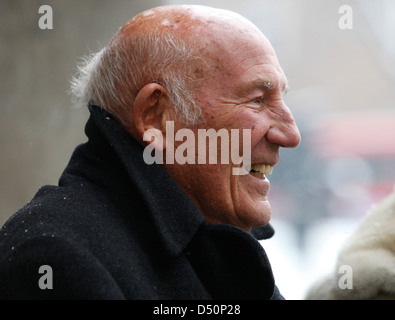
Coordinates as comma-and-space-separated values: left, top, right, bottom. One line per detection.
249, 164, 274, 179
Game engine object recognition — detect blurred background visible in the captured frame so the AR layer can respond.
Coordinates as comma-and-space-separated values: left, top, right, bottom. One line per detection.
1, 0, 394, 299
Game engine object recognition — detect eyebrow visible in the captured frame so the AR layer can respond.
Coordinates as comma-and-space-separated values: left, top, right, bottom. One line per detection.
240, 78, 289, 97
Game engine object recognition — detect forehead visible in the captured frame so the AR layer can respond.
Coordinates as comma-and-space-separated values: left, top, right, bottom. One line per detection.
203, 31, 286, 97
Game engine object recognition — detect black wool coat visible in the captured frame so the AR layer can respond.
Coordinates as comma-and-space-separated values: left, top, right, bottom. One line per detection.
0, 105, 283, 300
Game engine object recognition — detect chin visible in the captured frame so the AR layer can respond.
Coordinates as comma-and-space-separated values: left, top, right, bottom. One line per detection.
236, 201, 272, 230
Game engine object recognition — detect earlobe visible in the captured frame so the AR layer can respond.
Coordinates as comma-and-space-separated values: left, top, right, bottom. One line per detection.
133, 83, 171, 146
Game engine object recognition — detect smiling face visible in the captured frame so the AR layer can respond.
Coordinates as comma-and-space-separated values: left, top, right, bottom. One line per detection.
123, 6, 301, 231
163, 12, 301, 231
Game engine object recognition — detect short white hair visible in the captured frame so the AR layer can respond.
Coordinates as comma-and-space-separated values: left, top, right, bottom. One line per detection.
70, 31, 204, 126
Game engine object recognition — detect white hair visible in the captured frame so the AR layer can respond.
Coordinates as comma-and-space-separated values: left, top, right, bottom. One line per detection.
69, 32, 204, 126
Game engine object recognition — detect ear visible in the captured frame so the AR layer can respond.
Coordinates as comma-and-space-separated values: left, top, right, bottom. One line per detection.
133, 83, 173, 148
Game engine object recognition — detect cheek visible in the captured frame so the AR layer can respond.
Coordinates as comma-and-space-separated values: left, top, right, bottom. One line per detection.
205, 109, 237, 130
201, 103, 270, 152
234, 109, 270, 148
250, 122, 269, 147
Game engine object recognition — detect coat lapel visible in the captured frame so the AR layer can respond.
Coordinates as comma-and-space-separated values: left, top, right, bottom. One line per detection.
85, 105, 205, 257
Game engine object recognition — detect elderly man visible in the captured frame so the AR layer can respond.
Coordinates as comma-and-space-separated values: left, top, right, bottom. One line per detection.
0, 5, 300, 299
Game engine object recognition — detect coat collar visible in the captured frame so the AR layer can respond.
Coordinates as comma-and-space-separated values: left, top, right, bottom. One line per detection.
84, 104, 206, 257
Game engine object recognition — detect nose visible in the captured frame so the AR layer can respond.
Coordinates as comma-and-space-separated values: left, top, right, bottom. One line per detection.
266, 104, 301, 148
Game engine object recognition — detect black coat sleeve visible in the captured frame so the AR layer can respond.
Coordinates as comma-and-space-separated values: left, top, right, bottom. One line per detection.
0, 236, 125, 299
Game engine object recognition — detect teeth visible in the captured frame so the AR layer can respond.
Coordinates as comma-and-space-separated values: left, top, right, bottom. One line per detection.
250, 164, 274, 176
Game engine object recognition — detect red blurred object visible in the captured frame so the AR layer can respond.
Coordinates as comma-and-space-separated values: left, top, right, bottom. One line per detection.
311, 111, 395, 158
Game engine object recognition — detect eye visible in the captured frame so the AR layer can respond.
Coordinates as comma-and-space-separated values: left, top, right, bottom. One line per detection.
250, 96, 265, 105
